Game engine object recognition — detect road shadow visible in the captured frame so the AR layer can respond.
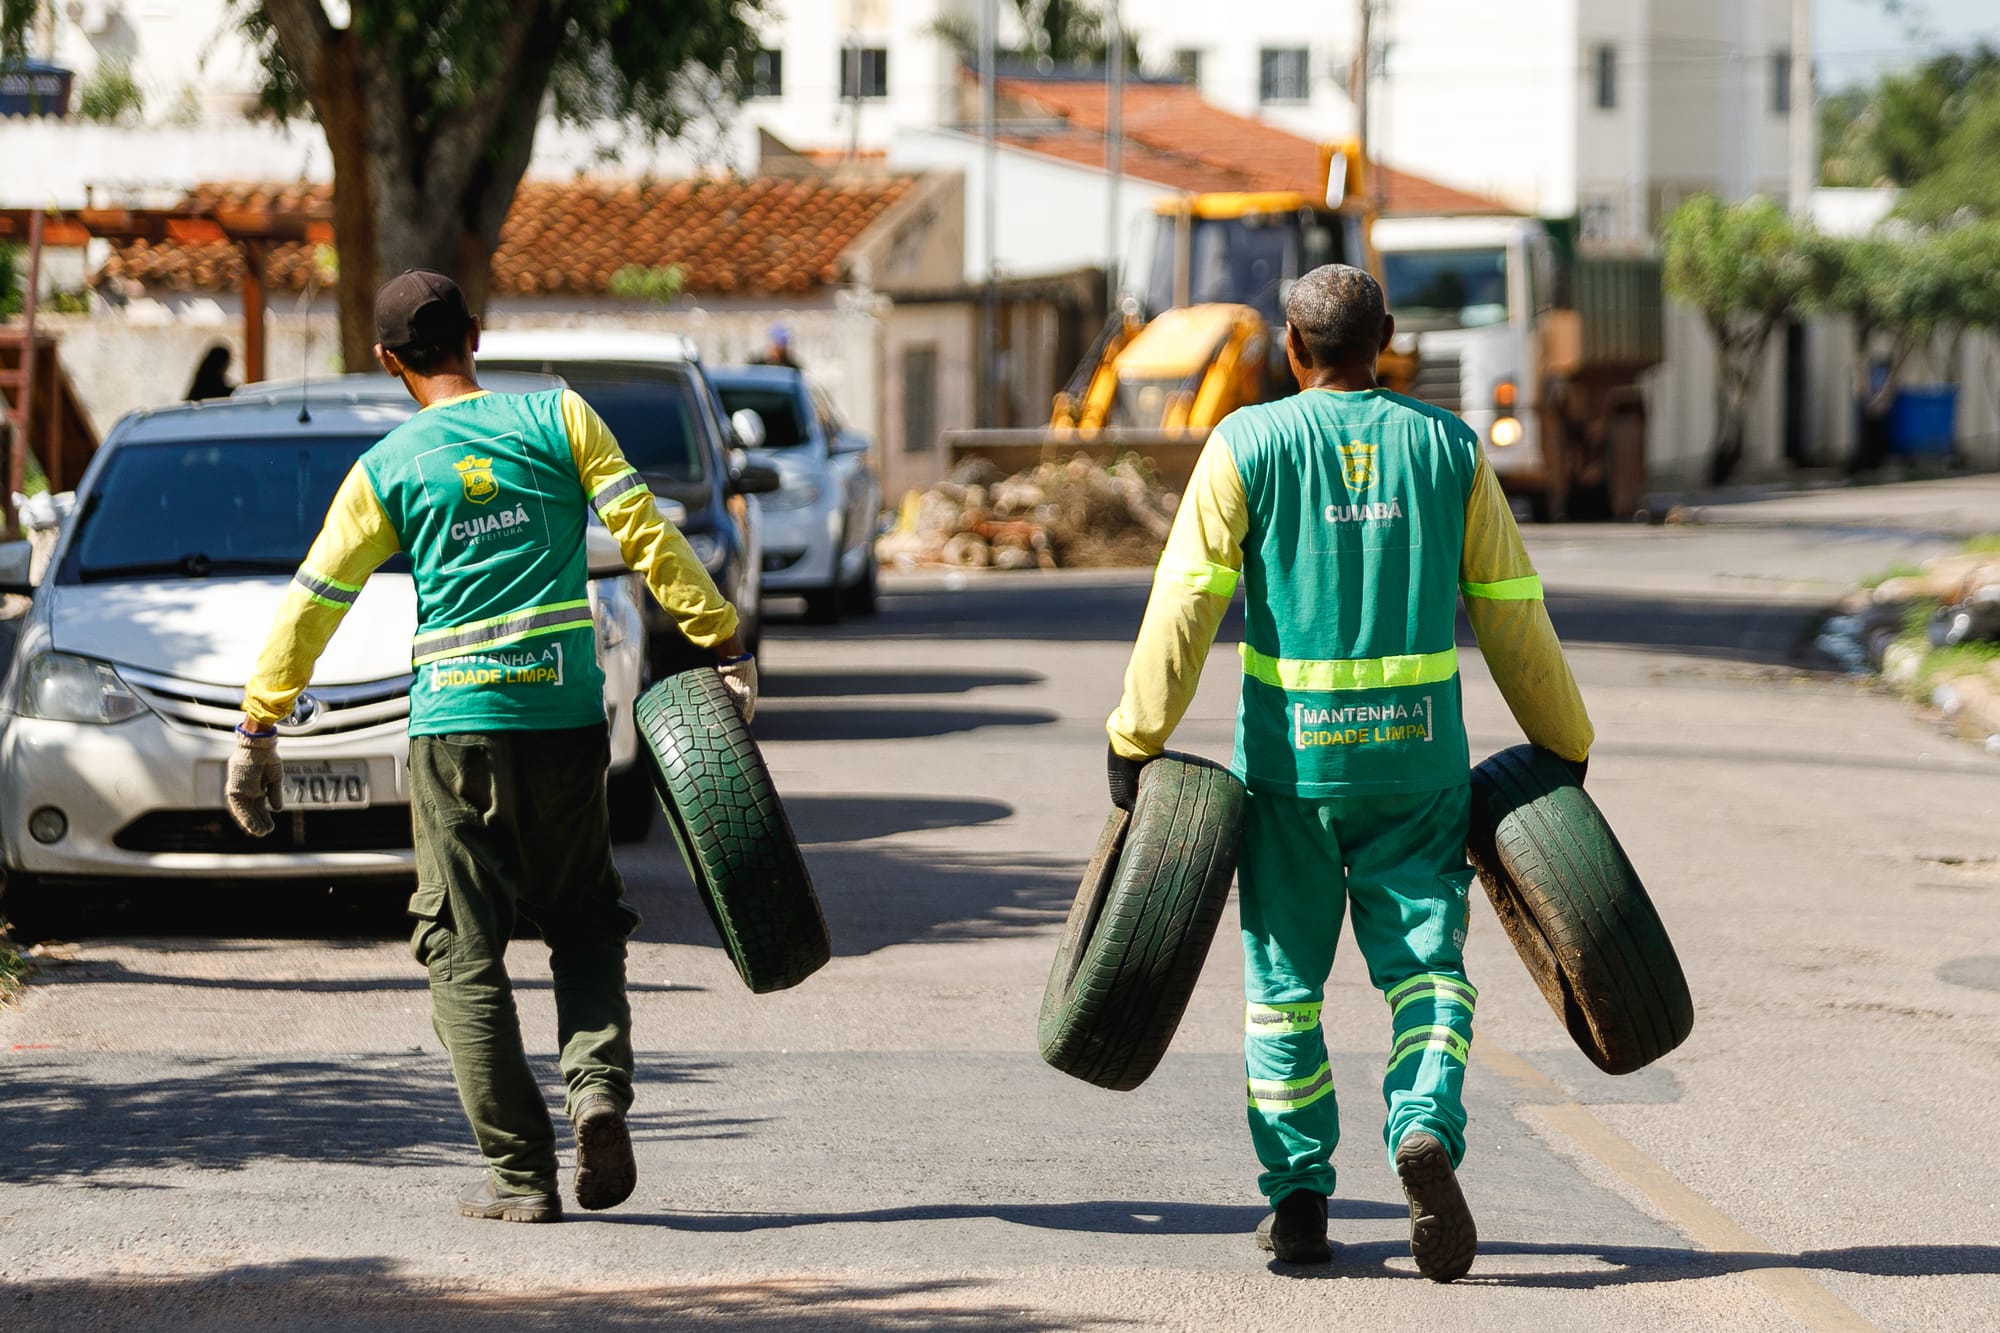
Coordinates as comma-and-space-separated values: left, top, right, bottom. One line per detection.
1, 877, 418, 946
609, 1197, 1399, 1235
782, 794, 1013, 844
1458, 590, 1824, 668
772, 576, 1244, 646
627, 841, 1082, 957
0, 1262, 1107, 1332
1269, 1237, 2000, 1286
21, 955, 697, 996
753, 703, 1060, 743
0, 1054, 737, 1185
762, 668, 1046, 698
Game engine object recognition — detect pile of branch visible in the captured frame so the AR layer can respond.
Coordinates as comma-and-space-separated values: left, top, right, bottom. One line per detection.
877, 454, 1179, 571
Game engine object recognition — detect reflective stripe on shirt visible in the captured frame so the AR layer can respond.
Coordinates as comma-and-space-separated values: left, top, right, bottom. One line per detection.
1239, 643, 1458, 693
411, 599, 594, 665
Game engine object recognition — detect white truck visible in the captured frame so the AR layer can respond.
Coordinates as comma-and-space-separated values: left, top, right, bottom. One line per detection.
1372, 214, 1665, 521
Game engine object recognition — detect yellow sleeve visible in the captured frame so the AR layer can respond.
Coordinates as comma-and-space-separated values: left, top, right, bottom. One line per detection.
562, 388, 740, 649
1460, 458, 1594, 761
241, 465, 402, 727
1106, 432, 1250, 759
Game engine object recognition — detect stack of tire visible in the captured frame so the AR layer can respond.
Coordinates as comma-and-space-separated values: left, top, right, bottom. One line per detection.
1038, 746, 1691, 1089
633, 666, 829, 992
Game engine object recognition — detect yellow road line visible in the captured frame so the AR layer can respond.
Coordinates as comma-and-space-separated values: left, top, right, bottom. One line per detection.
1477, 1044, 1879, 1332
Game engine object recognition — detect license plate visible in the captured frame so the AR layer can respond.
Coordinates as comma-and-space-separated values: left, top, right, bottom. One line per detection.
281, 760, 370, 810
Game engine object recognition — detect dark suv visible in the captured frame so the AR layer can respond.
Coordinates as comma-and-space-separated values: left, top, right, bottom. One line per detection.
476, 331, 778, 672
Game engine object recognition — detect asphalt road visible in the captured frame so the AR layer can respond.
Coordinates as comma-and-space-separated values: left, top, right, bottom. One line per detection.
3, 480, 1999, 1331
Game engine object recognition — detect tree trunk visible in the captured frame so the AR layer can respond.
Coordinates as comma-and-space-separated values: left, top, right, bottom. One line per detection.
270, 3, 560, 371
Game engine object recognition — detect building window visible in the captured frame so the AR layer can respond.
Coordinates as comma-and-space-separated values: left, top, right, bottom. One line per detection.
1259, 47, 1310, 104
1592, 43, 1617, 110
1173, 48, 1203, 88
839, 46, 889, 100
1771, 50, 1792, 114
748, 48, 782, 99
902, 344, 938, 453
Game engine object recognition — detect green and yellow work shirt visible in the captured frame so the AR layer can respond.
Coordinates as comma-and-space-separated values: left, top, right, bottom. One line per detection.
1107, 386, 1592, 797
243, 387, 737, 735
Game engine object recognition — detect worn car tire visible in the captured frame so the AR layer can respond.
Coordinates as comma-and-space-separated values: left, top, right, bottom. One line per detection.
635, 667, 829, 992
1467, 745, 1693, 1075
1038, 754, 1246, 1091
842, 548, 880, 616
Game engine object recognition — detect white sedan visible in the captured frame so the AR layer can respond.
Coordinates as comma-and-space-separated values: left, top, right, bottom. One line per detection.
0, 376, 654, 911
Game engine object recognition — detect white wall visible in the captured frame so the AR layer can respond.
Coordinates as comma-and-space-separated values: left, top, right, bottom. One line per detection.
1377, 0, 1580, 219
889, 125, 1173, 283
39, 0, 264, 122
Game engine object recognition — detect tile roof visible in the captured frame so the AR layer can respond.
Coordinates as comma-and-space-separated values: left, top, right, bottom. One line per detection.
99, 177, 918, 297
993, 78, 1509, 216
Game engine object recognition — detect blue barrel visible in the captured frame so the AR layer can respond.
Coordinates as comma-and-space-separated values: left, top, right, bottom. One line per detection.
1889, 385, 1957, 456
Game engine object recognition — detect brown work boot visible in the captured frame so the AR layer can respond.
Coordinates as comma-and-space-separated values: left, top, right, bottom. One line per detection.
1254, 1188, 1333, 1264
457, 1176, 561, 1223
571, 1093, 637, 1211
1394, 1132, 1476, 1281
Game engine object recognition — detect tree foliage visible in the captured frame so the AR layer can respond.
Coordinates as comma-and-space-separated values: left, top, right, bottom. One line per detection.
1662, 196, 1817, 483
933, 0, 1137, 71
1821, 44, 2000, 224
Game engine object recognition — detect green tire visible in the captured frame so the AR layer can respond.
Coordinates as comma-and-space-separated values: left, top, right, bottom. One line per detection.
1038, 754, 1246, 1091
634, 668, 830, 993
1467, 745, 1693, 1075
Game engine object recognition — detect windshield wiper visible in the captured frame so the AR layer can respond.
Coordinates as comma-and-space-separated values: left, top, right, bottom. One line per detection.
79, 555, 299, 582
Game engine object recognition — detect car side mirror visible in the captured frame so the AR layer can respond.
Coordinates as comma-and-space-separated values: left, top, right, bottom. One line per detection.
731, 408, 767, 450
829, 434, 871, 457
727, 449, 782, 496
0, 539, 34, 597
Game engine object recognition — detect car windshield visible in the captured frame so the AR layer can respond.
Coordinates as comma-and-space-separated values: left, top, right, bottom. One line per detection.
715, 383, 809, 448
479, 360, 708, 482
1381, 247, 1511, 330
67, 435, 410, 583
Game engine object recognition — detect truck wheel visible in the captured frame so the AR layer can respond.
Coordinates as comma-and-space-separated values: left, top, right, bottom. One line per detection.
635, 667, 830, 992
1038, 754, 1246, 1091
1467, 745, 1693, 1074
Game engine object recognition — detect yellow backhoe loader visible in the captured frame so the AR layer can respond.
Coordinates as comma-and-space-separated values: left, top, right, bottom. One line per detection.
945, 143, 1413, 489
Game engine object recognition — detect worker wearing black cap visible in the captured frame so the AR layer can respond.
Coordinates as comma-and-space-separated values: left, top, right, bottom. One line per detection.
229, 270, 756, 1223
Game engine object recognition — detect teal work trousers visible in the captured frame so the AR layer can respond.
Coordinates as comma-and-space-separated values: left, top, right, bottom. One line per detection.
1239, 784, 1477, 1206
407, 724, 642, 1196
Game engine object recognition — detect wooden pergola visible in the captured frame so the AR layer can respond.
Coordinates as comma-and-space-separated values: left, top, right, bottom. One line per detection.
0, 199, 332, 534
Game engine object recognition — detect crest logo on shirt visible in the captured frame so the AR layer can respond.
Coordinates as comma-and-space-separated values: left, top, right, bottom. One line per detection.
1338, 442, 1377, 490
454, 455, 499, 505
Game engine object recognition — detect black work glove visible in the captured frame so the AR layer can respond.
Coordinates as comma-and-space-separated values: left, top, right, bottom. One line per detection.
1536, 746, 1587, 785
1107, 744, 1151, 811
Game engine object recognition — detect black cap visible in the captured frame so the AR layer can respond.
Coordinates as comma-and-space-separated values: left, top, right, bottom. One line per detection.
373, 270, 473, 352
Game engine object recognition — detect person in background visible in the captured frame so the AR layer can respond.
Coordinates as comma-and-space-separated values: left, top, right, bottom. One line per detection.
185, 344, 235, 400
755, 323, 801, 370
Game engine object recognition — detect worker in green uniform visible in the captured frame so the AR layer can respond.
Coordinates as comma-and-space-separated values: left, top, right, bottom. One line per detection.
1106, 264, 1593, 1279
226, 271, 756, 1224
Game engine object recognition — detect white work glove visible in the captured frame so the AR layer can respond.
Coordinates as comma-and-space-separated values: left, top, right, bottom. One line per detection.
225, 726, 285, 837
717, 653, 758, 723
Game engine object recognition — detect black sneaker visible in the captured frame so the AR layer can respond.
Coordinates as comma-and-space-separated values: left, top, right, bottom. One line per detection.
571, 1093, 637, 1211
1254, 1189, 1332, 1264
457, 1176, 561, 1224
1394, 1132, 1476, 1281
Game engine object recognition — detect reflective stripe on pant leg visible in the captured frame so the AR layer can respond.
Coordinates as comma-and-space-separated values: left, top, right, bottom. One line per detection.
1333, 785, 1477, 1168
1239, 790, 1344, 1205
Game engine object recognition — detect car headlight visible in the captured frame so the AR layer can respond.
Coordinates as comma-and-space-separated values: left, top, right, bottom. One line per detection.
759, 478, 824, 513
20, 652, 149, 724
684, 530, 728, 572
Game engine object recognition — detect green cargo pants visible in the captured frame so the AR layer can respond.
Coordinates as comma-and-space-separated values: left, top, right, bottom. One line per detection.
1239, 784, 1477, 1206
407, 724, 642, 1196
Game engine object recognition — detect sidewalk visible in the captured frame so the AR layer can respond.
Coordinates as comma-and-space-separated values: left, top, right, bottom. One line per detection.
1650, 473, 2000, 540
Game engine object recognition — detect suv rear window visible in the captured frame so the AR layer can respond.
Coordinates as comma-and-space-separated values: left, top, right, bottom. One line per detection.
715, 384, 808, 448
479, 360, 710, 483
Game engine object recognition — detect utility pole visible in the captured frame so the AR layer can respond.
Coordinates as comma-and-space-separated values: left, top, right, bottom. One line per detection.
1787, 0, 1815, 216
1105, 0, 1123, 316
1350, 0, 1376, 208
979, 0, 998, 428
